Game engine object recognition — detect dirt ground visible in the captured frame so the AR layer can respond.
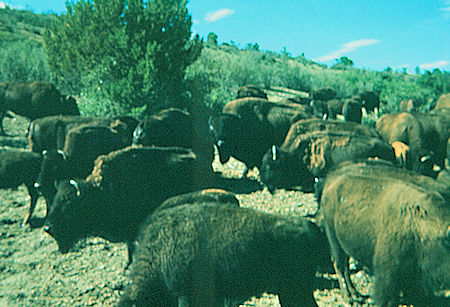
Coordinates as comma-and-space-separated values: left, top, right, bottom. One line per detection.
0, 116, 374, 306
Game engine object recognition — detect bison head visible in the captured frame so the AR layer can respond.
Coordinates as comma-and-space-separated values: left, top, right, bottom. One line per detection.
208, 114, 243, 164
260, 145, 314, 193
44, 180, 98, 253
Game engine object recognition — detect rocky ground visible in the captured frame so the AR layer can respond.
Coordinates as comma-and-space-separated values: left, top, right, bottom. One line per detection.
0, 115, 374, 306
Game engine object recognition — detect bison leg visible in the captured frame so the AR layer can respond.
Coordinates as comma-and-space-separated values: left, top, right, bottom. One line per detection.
278, 285, 318, 307
324, 223, 365, 304
22, 183, 39, 226
0, 112, 6, 136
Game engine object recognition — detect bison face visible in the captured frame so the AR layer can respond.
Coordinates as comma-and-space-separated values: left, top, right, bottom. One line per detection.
208, 114, 243, 164
36, 150, 67, 190
44, 180, 93, 253
260, 146, 299, 193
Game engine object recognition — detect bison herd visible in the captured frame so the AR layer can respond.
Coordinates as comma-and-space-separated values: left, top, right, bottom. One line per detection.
0, 81, 449, 306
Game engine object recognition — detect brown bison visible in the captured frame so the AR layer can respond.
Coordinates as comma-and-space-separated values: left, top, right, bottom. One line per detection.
260, 130, 395, 193
377, 112, 449, 176
319, 172, 449, 306
118, 204, 330, 307
0, 81, 79, 135
208, 97, 315, 177
376, 112, 435, 176
284, 118, 380, 138
433, 93, 450, 110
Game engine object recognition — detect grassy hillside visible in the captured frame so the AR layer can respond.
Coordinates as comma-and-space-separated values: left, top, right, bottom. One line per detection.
0, 7, 448, 117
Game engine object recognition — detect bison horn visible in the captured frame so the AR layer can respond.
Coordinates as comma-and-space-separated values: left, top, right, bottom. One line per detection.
42, 150, 47, 156
69, 179, 81, 196
420, 155, 431, 163
57, 150, 67, 159
272, 145, 277, 161
208, 116, 214, 131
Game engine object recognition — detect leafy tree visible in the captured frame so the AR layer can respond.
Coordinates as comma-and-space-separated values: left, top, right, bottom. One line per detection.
206, 32, 218, 47
44, 0, 202, 115
331, 56, 354, 70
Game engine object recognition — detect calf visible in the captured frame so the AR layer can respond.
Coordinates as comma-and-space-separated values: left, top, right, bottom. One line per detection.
320, 172, 449, 306
118, 204, 330, 307
0, 150, 42, 225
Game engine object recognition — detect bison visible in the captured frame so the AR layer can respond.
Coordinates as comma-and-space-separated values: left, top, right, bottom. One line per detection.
309, 87, 336, 101
236, 84, 268, 100
35, 123, 130, 207
43, 146, 212, 263
0, 81, 79, 135
377, 112, 449, 177
433, 93, 450, 110
208, 97, 315, 177
399, 98, 419, 112
260, 130, 395, 193
314, 159, 449, 203
118, 203, 331, 307
132, 108, 214, 174
153, 188, 240, 214
287, 118, 380, 138
376, 112, 436, 176
319, 172, 449, 306
27, 115, 138, 154
0, 149, 43, 225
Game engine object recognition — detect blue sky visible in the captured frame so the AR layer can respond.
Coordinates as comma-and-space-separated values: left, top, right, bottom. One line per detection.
3, 0, 450, 72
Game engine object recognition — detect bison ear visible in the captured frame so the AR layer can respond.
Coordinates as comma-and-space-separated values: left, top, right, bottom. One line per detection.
272, 145, 277, 161
69, 179, 81, 197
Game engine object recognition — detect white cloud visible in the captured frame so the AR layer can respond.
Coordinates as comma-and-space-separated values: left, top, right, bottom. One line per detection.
205, 9, 235, 23
0, 2, 7, 9
419, 60, 448, 70
440, 0, 450, 17
314, 39, 380, 62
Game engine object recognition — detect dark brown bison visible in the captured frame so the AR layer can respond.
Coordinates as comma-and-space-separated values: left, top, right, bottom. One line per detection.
319, 172, 449, 306
236, 84, 268, 100
153, 188, 240, 214
132, 108, 214, 174
208, 97, 315, 177
27, 115, 137, 154
118, 204, 330, 307
310, 87, 336, 101
0, 149, 43, 225
260, 130, 395, 193
0, 81, 79, 135
357, 90, 380, 114
35, 123, 130, 207
43, 146, 212, 264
